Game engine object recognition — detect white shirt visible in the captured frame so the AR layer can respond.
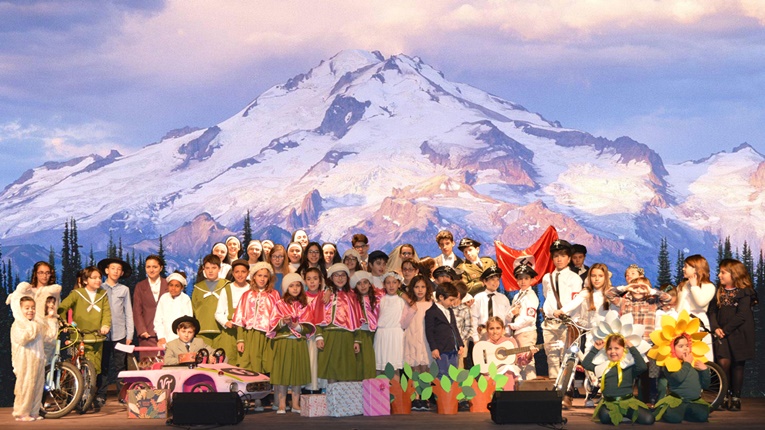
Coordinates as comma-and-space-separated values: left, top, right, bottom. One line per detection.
470, 289, 512, 341
215, 283, 251, 327
542, 267, 583, 319
435, 302, 452, 323
560, 288, 607, 329
441, 253, 457, 268
148, 277, 162, 302
508, 288, 539, 335
154, 292, 193, 343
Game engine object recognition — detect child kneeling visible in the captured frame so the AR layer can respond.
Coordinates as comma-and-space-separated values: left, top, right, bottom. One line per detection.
652, 335, 710, 423
583, 335, 654, 425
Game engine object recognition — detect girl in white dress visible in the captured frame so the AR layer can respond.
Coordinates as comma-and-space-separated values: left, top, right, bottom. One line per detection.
374, 271, 407, 372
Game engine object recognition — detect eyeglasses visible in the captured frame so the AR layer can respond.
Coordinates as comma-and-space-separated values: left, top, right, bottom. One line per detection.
401, 251, 413, 257
353, 244, 368, 250
36, 271, 51, 275
307, 250, 320, 255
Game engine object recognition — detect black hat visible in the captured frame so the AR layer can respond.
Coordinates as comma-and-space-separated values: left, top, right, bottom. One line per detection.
433, 265, 458, 280
97, 258, 133, 279
513, 255, 538, 279
368, 250, 389, 264
458, 237, 481, 251
172, 316, 200, 335
549, 239, 572, 254
571, 244, 587, 255
480, 265, 502, 281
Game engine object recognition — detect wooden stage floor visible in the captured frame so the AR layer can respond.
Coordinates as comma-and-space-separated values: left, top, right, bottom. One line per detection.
2, 397, 763, 429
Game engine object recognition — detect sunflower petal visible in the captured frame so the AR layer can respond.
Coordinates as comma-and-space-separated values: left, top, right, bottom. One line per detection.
666, 357, 682, 372
691, 332, 708, 341
658, 344, 671, 356
684, 318, 700, 335
676, 318, 687, 332
650, 330, 665, 345
692, 341, 710, 356
662, 325, 676, 340
661, 314, 677, 329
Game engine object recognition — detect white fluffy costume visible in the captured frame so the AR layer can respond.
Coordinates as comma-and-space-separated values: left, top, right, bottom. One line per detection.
6, 281, 62, 360
11, 298, 58, 419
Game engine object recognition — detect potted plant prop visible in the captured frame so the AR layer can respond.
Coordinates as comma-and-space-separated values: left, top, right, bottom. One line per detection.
377, 363, 417, 414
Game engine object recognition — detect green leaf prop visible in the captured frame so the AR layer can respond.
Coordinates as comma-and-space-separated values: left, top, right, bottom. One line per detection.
419, 372, 434, 384
384, 362, 396, 380
410, 392, 416, 401
440, 375, 451, 392
477, 375, 488, 392
376, 374, 388, 379
400, 377, 408, 391
429, 361, 439, 377
421, 386, 433, 400
468, 364, 481, 379
488, 362, 498, 378
494, 374, 508, 390
448, 365, 460, 381
456, 392, 465, 401
456, 369, 468, 383
461, 385, 476, 399
606, 402, 621, 426
390, 394, 395, 402
461, 375, 475, 388
403, 362, 413, 380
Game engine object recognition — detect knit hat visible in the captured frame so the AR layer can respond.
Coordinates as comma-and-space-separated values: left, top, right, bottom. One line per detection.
249, 261, 274, 277
350, 271, 373, 288
166, 272, 187, 287
327, 263, 351, 278
282, 273, 306, 289
343, 248, 361, 260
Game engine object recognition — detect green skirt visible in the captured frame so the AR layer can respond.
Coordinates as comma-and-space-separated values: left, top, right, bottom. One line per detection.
271, 337, 311, 386
356, 329, 376, 380
238, 329, 274, 374
196, 332, 218, 350
318, 329, 357, 381
216, 326, 239, 366
653, 394, 709, 422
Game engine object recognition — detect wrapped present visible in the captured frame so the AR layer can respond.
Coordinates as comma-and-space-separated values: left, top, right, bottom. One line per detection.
301, 394, 328, 417
326, 381, 363, 417
127, 389, 168, 419
362, 378, 390, 416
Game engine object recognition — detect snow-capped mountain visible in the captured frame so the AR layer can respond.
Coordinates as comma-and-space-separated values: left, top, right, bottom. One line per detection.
0, 50, 761, 277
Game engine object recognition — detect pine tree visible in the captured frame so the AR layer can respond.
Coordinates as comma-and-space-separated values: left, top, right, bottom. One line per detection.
674, 249, 685, 286
657, 237, 672, 287
61, 220, 72, 296
243, 210, 252, 250
88, 245, 95, 267
723, 236, 732, 259
158, 235, 167, 278
107, 231, 116, 258
70, 218, 82, 272
118, 237, 123, 260
0, 244, 15, 407
716, 238, 724, 276
48, 245, 56, 275
742, 241, 754, 275
745, 249, 764, 396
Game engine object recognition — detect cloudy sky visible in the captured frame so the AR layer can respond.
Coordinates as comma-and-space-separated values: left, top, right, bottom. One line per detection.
1, 0, 763, 187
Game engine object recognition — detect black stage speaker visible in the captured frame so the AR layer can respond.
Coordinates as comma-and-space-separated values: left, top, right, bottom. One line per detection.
171, 392, 244, 425
488, 390, 563, 424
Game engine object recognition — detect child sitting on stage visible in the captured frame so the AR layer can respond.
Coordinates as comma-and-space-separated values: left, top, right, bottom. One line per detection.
475, 316, 534, 390
583, 335, 654, 425
12, 296, 58, 421
164, 316, 213, 365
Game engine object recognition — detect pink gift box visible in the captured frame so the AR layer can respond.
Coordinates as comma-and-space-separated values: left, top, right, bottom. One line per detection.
300, 394, 328, 417
362, 378, 390, 416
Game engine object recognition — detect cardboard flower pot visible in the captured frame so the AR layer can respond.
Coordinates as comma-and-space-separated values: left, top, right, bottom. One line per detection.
390, 378, 415, 414
469, 378, 497, 413
432, 381, 460, 415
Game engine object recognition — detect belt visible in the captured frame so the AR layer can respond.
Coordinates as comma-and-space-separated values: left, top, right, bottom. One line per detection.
668, 392, 701, 402
604, 394, 633, 402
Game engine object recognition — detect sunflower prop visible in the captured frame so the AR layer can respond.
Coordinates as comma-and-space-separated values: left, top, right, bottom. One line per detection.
589, 310, 651, 376
647, 310, 709, 372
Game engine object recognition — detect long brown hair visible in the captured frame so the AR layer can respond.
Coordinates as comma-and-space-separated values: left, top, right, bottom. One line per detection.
30, 261, 56, 287
586, 263, 610, 312
405, 275, 434, 303
716, 258, 753, 303
353, 278, 378, 308
268, 244, 291, 275
679, 254, 711, 290
283, 279, 308, 306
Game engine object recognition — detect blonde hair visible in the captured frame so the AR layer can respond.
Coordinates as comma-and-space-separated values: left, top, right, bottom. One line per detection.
586, 263, 611, 312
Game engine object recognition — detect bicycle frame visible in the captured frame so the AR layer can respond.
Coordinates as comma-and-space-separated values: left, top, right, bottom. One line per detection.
551, 315, 593, 395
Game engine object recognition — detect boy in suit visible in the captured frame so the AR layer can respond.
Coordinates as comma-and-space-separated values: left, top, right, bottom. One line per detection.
425, 282, 465, 377
456, 238, 496, 296
434, 230, 463, 269
164, 316, 213, 365
569, 244, 589, 282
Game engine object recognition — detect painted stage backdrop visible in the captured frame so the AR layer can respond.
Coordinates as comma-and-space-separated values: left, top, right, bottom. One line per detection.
0, 49, 763, 280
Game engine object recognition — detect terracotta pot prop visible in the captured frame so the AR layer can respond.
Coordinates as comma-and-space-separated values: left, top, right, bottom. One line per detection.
390, 378, 415, 415
469, 378, 497, 413
432, 381, 460, 415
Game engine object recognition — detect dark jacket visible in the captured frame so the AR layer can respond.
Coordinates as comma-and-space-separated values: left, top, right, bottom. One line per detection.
425, 303, 464, 354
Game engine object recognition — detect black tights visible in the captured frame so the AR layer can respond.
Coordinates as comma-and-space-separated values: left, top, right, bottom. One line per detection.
718, 358, 746, 397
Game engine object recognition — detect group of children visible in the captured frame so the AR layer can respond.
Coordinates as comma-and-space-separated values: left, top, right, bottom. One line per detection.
6, 229, 757, 424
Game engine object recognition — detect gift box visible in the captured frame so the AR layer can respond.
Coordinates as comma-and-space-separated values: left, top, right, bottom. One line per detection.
300, 394, 328, 417
362, 378, 390, 416
127, 389, 168, 419
326, 381, 363, 417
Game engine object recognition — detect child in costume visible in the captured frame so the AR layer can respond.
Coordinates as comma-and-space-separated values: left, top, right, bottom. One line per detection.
191, 254, 229, 348
374, 271, 407, 374
12, 296, 58, 421
583, 335, 654, 425
164, 316, 213, 365
475, 316, 534, 390
708, 258, 756, 411
649, 311, 712, 423
316, 263, 361, 382
58, 266, 111, 374
507, 256, 540, 381
154, 271, 193, 346
303, 267, 325, 393
215, 259, 252, 366
232, 262, 280, 374
352, 270, 381, 380
269, 273, 317, 414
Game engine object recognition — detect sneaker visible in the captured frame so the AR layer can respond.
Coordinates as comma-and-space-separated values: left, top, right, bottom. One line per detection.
276, 409, 286, 415
94, 397, 106, 409
292, 409, 301, 414
729, 397, 741, 412
585, 399, 595, 408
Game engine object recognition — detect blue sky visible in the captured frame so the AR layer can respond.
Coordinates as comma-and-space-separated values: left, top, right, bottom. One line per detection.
1, 0, 763, 187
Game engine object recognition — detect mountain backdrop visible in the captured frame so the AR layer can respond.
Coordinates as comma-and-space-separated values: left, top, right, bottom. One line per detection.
1, 50, 763, 279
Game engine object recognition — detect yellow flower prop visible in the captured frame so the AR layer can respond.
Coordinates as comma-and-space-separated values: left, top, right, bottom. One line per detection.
647, 310, 709, 372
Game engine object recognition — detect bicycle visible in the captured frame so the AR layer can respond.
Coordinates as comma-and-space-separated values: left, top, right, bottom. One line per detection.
551, 314, 594, 398
61, 321, 102, 414
688, 314, 728, 411
40, 320, 84, 419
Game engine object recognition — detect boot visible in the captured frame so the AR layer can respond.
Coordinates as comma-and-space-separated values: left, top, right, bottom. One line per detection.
722, 393, 731, 410
729, 397, 741, 412
561, 394, 573, 410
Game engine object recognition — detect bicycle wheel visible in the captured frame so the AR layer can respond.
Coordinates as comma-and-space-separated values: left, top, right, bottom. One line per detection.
75, 359, 97, 414
702, 361, 728, 411
41, 361, 84, 419
555, 358, 576, 395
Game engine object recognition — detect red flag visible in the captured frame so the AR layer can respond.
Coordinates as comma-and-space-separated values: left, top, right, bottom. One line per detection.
494, 226, 559, 291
